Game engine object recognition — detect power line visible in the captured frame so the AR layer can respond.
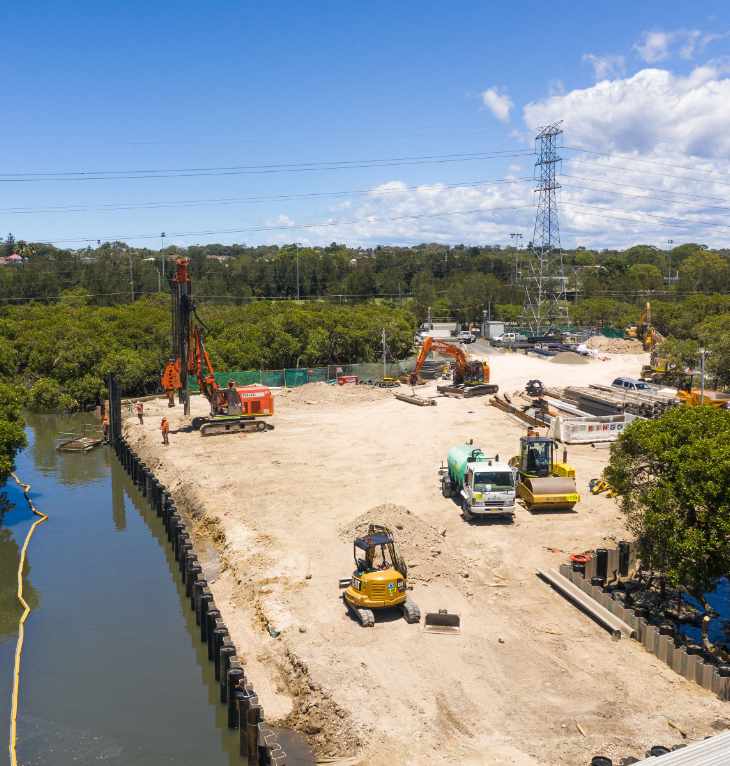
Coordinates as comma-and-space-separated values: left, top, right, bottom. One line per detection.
0, 176, 533, 215
564, 145, 730, 180
562, 174, 727, 205
35, 202, 536, 246
0, 149, 535, 183
565, 157, 730, 190
562, 183, 730, 214
561, 200, 730, 232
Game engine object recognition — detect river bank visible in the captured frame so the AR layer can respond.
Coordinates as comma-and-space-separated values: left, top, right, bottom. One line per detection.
125, 352, 730, 766
0, 413, 266, 766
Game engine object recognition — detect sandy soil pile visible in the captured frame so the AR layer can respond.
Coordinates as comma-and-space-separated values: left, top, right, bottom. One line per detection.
550, 351, 589, 365
278, 381, 390, 405
586, 336, 644, 353
339, 502, 469, 584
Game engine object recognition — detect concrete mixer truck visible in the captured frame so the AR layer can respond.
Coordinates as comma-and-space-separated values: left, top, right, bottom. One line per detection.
439, 441, 516, 520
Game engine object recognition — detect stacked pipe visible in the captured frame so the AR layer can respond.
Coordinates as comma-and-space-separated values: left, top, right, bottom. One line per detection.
545, 385, 678, 419
114, 435, 288, 765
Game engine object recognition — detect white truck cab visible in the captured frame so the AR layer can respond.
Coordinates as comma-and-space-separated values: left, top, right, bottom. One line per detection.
460, 461, 516, 518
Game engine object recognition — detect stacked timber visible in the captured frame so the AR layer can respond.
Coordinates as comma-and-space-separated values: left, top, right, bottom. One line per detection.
551, 384, 678, 419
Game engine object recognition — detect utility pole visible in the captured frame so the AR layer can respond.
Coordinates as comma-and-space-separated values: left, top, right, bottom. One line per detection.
295, 244, 300, 300
520, 122, 569, 333
699, 347, 707, 404
159, 232, 166, 292
381, 328, 387, 380
666, 238, 675, 284
128, 252, 134, 302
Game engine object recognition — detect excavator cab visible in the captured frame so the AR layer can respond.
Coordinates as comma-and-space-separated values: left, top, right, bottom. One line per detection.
341, 524, 420, 627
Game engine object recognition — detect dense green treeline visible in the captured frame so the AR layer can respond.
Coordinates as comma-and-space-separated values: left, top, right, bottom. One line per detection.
3, 237, 729, 324
1, 235, 729, 476
0, 296, 415, 412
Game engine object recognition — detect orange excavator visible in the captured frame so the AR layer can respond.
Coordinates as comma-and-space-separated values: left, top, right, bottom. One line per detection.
412, 336, 498, 397
161, 258, 274, 436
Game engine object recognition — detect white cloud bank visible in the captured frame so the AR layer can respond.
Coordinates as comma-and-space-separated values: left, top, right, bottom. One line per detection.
258, 64, 730, 250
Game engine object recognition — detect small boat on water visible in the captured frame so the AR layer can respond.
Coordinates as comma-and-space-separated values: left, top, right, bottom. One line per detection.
56, 433, 104, 452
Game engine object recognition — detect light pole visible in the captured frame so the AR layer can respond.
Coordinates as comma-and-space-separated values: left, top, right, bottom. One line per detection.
699, 347, 708, 404
143, 257, 161, 292
666, 238, 674, 282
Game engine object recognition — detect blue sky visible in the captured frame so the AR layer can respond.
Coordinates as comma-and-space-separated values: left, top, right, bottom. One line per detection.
3, 1, 730, 250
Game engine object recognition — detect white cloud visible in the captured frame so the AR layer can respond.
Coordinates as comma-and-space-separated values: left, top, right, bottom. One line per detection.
520, 64, 730, 249
635, 28, 728, 63
481, 86, 513, 123
523, 64, 730, 158
582, 53, 626, 80
634, 31, 672, 63
244, 63, 730, 251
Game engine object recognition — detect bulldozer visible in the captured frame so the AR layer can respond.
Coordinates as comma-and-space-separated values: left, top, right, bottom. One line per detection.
340, 525, 420, 627
509, 430, 580, 511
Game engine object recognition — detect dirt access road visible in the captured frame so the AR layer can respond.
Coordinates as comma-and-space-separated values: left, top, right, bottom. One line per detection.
126, 351, 728, 766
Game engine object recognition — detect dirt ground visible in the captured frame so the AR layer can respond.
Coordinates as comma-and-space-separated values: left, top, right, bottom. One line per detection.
125, 350, 729, 766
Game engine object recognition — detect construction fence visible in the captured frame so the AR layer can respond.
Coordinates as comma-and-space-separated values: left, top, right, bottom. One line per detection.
188, 361, 414, 391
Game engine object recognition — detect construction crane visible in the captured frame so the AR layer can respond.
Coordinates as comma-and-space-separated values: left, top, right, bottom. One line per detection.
160, 258, 275, 436
411, 336, 498, 396
625, 302, 661, 351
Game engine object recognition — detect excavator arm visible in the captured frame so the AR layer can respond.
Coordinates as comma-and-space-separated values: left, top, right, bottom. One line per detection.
413, 336, 490, 384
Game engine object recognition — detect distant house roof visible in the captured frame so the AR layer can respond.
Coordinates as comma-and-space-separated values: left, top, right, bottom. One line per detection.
5, 253, 23, 262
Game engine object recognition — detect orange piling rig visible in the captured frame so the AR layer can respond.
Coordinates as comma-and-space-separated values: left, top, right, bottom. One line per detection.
160, 258, 275, 436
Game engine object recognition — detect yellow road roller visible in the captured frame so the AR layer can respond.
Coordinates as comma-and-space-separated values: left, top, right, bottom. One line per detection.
510, 431, 580, 512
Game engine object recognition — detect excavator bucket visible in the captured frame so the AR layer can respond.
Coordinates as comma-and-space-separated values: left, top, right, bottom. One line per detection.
424, 609, 461, 635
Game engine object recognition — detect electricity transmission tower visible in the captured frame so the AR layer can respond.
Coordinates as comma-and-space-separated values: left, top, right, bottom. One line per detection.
520, 122, 569, 333
508, 232, 523, 286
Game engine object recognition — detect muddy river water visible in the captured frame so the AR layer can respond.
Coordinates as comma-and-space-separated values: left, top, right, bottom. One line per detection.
1, 413, 311, 766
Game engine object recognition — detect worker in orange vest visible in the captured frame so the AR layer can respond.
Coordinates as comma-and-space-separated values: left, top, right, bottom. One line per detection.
160, 417, 170, 445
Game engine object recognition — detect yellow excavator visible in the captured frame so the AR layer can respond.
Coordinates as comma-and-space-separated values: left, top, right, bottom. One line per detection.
509, 430, 580, 511
625, 302, 660, 351
340, 525, 420, 627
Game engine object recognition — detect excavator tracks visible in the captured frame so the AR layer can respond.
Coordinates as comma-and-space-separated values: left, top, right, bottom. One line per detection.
345, 599, 375, 627
401, 598, 421, 624
198, 418, 274, 437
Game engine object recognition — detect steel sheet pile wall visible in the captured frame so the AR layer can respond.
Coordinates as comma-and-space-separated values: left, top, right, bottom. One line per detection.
112, 434, 288, 765
557, 543, 730, 701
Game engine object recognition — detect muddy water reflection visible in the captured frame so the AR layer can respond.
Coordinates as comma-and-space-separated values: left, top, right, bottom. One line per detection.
0, 414, 312, 766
